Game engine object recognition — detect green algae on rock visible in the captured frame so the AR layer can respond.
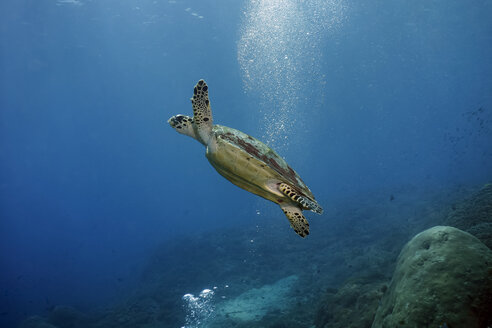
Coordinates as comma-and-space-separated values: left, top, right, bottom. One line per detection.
372, 226, 492, 328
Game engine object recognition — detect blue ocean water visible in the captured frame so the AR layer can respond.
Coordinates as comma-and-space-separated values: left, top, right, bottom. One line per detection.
0, 0, 491, 327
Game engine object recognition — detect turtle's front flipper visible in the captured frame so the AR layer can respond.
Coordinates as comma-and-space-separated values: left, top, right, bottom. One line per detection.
280, 203, 310, 238
279, 183, 323, 214
191, 79, 213, 144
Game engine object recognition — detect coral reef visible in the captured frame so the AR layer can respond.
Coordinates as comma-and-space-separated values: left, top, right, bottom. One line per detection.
47, 306, 89, 328
315, 278, 388, 328
18, 306, 92, 328
19, 316, 58, 328
213, 275, 298, 322
92, 297, 165, 328
372, 226, 492, 328
444, 183, 492, 248
17, 185, 491, 328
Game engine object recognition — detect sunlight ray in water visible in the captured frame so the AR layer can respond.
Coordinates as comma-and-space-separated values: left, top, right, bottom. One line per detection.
237, 0, 347, 150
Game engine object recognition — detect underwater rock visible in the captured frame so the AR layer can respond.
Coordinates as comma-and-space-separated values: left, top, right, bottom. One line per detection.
314, 279, 388, 328
47, 306, 89, 328
19, 306, 89, 328
92, 297, 163, 328
444, 183, 492, 249
371, 226, 492, 328
19, 316, 58, 328
209, 275, 299, 326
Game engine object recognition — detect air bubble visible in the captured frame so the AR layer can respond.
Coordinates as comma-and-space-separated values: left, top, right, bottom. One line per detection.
238, 0, 347, 150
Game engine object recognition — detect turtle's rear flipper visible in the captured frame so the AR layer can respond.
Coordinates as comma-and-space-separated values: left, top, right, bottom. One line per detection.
280, 203, 310, 238
279, 183, 323, 214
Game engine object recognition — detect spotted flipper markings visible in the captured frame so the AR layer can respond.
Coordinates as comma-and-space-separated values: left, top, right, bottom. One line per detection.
191, 79, 213, 128
279, 183, 323, 214
280, 204, 310, 238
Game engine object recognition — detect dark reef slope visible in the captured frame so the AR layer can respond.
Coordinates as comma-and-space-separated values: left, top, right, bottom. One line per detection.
19, 184, 492, 328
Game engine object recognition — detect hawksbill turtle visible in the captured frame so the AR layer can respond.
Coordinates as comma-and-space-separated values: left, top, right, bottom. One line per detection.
168, 80, 323, 237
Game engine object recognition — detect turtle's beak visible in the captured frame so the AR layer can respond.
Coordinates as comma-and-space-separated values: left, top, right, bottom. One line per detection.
168, 114, 192, 128
167, 116, 177, 127
167, 115, 196, 139
168, 115, 185, 128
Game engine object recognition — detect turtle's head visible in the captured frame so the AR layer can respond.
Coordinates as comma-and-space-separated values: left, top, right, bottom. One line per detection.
168, 114, 197, 140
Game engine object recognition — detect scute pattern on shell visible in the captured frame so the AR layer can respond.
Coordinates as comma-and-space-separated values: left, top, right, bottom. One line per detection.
213, 125, 315, 200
